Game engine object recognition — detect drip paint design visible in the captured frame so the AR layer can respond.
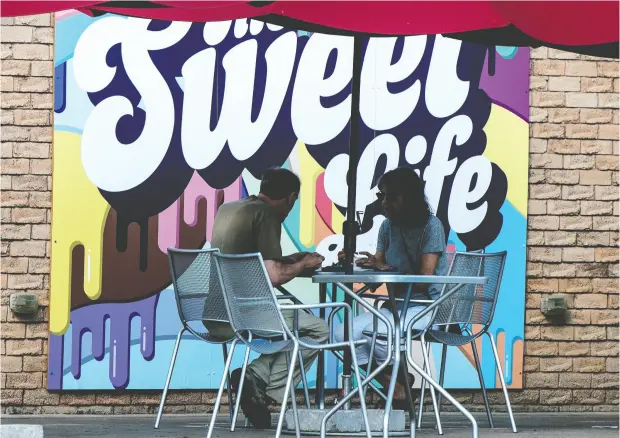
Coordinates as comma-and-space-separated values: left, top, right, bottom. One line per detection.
158, 173, 242, 252
50, 131, 110, 335
70, 294, 158, 389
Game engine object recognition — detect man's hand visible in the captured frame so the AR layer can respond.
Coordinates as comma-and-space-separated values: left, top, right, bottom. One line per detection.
266, 253, 323, 286
302, 253, 324, 270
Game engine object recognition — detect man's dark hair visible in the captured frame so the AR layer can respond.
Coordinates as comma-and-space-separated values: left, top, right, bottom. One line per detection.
259, 167, 301, 200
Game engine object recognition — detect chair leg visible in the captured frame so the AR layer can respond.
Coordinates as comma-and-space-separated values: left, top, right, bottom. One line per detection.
331, 349, 387, 402
406, 348, 478, 438
231, 342, 251, 431
155, 328, 184, 429
221, 343, 234, 426
208, 339, 238, 438
486, 332, 518, 433
287, 352, 302, 438
435, 344, 448, 419
416, 341, 433, 430
416, 351, 427, 429
319, 345, 373, 438
471, 339, 494, 428
297, 350, 311, 409
276, 343, 300, 438
350, 342, 372, 438
420, 341, 443, 435
364, 331, 378, 398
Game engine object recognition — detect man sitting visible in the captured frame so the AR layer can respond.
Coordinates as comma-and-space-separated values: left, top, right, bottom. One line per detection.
207, 167, 328, 429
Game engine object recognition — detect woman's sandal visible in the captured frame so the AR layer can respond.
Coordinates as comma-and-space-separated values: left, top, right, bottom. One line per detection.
373, 372, 420, 410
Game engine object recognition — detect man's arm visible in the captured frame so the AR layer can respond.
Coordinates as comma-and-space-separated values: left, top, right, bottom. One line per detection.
264, 253, 324, 286
276, 252, 310, 264
255, 211, 284, 261
264, 259, 308, 286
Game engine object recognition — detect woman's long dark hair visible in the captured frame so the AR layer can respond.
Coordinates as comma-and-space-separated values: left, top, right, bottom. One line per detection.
378, 167, 432, 228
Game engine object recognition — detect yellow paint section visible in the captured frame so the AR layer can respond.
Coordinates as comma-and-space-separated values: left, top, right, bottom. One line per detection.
483, 105, 529, 217
50, 131, 110, 335
297, 141, 324, 248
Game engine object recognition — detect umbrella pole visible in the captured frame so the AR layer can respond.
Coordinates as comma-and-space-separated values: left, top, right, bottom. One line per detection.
341, 34, 364, 408
343, 34, 363, 275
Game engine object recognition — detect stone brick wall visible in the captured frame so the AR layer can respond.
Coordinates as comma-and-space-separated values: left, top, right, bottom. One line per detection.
2, 14, 55, 412
524, 47, 619, 410
1, 14, 618, 414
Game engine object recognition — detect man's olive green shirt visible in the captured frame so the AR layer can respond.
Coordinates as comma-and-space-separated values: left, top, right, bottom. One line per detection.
210, 195, 282, 260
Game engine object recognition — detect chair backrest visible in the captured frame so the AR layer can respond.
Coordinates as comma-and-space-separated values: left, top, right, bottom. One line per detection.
167, 248, 229, 326
433, 251, 507, 328
213, 252, 288, 338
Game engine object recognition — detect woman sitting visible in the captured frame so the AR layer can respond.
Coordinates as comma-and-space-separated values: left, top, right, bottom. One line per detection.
334, 166, 449, 406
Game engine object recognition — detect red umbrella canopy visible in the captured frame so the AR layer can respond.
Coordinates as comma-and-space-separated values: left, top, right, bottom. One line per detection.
1, 1, 618, 57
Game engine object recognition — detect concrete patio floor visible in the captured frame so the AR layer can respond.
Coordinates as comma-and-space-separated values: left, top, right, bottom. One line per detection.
2, 412, 618, 437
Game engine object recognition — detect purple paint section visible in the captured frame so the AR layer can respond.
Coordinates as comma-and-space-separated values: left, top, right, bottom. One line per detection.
70, 294, 159, 389
480, 48, 530, 122
47, 334, 64, 390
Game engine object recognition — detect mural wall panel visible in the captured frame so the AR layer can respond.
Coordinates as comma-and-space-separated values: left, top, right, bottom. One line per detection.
50, 12, 529, 390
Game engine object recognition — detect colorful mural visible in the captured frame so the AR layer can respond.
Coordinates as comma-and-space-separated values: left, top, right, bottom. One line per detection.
50, 13, 529, 390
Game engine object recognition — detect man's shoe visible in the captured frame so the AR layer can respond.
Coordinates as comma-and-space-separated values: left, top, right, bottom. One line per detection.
232, 370, 271, 429
230, 368, 242, 391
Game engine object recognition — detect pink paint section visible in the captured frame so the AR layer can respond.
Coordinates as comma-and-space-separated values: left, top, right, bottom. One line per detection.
184, 172, 220, 228
184, 173, 242, 242
446, 243, 457, 266
157, 199, 181, 253
56, 10, 80, 21
315, 172, 332, 228
157, 173, 243, 253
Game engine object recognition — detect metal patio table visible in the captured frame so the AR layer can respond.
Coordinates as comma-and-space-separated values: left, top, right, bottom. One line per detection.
309, 270, 488, 438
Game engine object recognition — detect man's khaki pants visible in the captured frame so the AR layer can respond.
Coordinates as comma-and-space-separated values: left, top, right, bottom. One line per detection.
206, 310, 329, 402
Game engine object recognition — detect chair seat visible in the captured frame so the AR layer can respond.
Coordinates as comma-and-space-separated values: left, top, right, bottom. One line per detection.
189, 330, 235, 344
425, 329, 478, 347
247, 336, 323, 354
361, 329, 425, 343
361, 328, 478, 347
247, 337, 368, 354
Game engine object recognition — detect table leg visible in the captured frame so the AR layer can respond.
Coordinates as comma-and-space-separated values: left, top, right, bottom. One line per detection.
316, 283, 327, 409
342, 282, 353, 409
385, 285, 418, 436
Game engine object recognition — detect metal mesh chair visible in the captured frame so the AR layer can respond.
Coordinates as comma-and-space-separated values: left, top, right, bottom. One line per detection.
155, 248, 238, 429
412, 251, 517, 434
357, 251, 486, 434
208, 252, 391, 438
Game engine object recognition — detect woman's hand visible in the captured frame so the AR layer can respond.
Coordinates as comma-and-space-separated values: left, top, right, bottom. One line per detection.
355, 251, 376, 267
337, 250, 346, 263
337, 250, 374, 265
338, 250, 392, 270
356, 251, 393, 271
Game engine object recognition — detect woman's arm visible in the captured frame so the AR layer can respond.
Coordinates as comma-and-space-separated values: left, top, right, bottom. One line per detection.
419, 253, 440, 276
414, 216, 446, 292
368, 250, 388, 269
412, 252, 440, 292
